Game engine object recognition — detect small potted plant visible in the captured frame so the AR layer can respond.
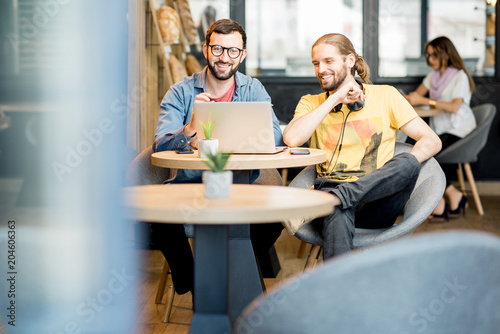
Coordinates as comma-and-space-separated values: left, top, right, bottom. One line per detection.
198, 115, 218, 158
202, 151, 233, 198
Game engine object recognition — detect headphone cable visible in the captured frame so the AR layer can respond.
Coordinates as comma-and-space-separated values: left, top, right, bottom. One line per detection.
317, 109, 354, 190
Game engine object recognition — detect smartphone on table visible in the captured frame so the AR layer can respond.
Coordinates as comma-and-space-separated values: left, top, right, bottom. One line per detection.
175, 148, 194, 154
289, 148, 310, 155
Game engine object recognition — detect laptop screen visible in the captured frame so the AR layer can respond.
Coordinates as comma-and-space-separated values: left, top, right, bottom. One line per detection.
193, 101, 281, 154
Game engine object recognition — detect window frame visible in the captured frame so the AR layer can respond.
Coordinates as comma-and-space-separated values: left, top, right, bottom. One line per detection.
231, 0, 500, 84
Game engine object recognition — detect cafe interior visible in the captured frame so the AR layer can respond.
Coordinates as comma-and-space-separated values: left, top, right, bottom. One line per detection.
1, 0, 500, 333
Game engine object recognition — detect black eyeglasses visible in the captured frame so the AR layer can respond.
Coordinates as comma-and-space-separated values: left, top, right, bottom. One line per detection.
425, 52, 437, 60
209, 45, 244, 59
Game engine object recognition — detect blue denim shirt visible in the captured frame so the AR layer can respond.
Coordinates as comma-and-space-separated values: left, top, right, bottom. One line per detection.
153, 68, 284, 183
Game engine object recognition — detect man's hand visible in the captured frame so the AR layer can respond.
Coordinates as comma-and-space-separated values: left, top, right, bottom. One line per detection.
195, 92, 212, 103
284, 80, 364, 147
184, 92, 213, 137
330, 81, 365, 106
189, 136, 199, 149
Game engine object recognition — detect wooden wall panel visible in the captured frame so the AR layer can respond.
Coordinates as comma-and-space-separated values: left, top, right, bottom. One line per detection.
127, 0, 175, 152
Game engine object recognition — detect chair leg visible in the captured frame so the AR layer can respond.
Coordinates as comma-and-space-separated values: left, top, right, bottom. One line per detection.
297, 241, 308, 258
157, 238, 194, 322
463, 162, 484, 215
162, 275, 176, 323
155, 260, 170, 304
304, 245, 321, 270
457, 163, 466, 193
281, 168, 289, 186
156, 259, 178, 323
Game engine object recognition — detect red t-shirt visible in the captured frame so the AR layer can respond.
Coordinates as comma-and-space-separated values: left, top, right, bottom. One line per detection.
210, 80, 236, 102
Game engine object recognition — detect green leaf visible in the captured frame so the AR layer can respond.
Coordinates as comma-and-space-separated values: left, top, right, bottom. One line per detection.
202, 151, 233, 173
200, 114, 216, 140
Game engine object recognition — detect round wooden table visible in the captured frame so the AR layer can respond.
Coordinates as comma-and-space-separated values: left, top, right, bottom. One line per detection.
414, 106, 441, 118
151, 147, 326, 170
124, 184, 335, 333
147, 148, 327, 324
124, 184, 333, 224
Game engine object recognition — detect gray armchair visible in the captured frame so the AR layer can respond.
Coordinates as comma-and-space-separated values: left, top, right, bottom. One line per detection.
125, 145, 177, 186
435, 103, 497, 215
291, 142, 446, 269
235, 231, 500, 334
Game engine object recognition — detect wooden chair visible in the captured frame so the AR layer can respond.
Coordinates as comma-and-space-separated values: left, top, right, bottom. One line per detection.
154, 261, 177, 322
154, 238, 195, 322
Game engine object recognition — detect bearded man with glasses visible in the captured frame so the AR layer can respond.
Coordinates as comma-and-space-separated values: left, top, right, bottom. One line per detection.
151, 19, 284, 300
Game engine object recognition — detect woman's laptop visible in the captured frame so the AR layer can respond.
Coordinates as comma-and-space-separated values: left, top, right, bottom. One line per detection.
193, 101, 285, 154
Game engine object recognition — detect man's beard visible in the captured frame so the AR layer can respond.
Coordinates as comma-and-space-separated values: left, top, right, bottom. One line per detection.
207, 59, 240, 80
318, 64, 348, 92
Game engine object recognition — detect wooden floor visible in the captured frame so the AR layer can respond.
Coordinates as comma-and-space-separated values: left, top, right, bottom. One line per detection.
134, 195, 500, 334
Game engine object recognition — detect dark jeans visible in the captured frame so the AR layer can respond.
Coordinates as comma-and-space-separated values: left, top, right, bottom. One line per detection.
150, 223, 194, 294
313, 152, 421, 259
408, 132, 460, 188
150, 222, 283, 295
439, 133, 461, 188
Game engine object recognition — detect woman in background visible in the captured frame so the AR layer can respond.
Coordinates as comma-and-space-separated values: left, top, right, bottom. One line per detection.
405, 36, 476, 222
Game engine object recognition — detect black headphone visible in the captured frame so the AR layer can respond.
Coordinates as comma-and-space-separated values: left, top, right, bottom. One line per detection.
332, 100, 365, 113
317, 80, 365, 190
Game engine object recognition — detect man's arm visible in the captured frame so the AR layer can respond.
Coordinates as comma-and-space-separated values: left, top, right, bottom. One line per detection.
400, 117, 442, 163
283, 81, 363, 147
283, 94, 338, 147
154, 87, 195, 152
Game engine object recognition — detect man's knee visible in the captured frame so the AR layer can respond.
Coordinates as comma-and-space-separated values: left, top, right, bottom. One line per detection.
388, 152, 421, 180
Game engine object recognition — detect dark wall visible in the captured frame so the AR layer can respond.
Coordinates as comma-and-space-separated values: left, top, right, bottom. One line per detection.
263, 78, 500, 181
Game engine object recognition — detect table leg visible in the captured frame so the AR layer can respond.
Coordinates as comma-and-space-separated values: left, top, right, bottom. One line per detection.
228, 170, 280, 320
233, 170, 252, 184
228, 224, 265, 321
190, 225, 232, 334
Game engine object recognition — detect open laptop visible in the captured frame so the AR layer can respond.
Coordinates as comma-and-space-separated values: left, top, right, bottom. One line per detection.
193, 101, 285, 154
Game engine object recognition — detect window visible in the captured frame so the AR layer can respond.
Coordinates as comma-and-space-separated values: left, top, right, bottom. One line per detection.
239, 0, 497, 79
245, 0, 363, 77
188, 0, 230, 44
379, 0, 495, 77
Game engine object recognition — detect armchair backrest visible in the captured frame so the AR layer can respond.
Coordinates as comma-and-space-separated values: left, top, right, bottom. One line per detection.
235, 231, 500, 334
125, 146, 176, 186
353, 142, 445, 247
436, 103, 497, 164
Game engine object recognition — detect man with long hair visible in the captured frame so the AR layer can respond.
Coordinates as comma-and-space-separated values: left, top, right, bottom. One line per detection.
284, 33, 442, 259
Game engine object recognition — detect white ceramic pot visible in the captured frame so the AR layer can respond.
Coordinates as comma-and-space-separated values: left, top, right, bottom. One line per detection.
198, 139, 219, 158
202, 170, 233, 198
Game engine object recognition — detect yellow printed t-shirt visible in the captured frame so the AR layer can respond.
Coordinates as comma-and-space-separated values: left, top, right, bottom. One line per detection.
294, 84, 417, 182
